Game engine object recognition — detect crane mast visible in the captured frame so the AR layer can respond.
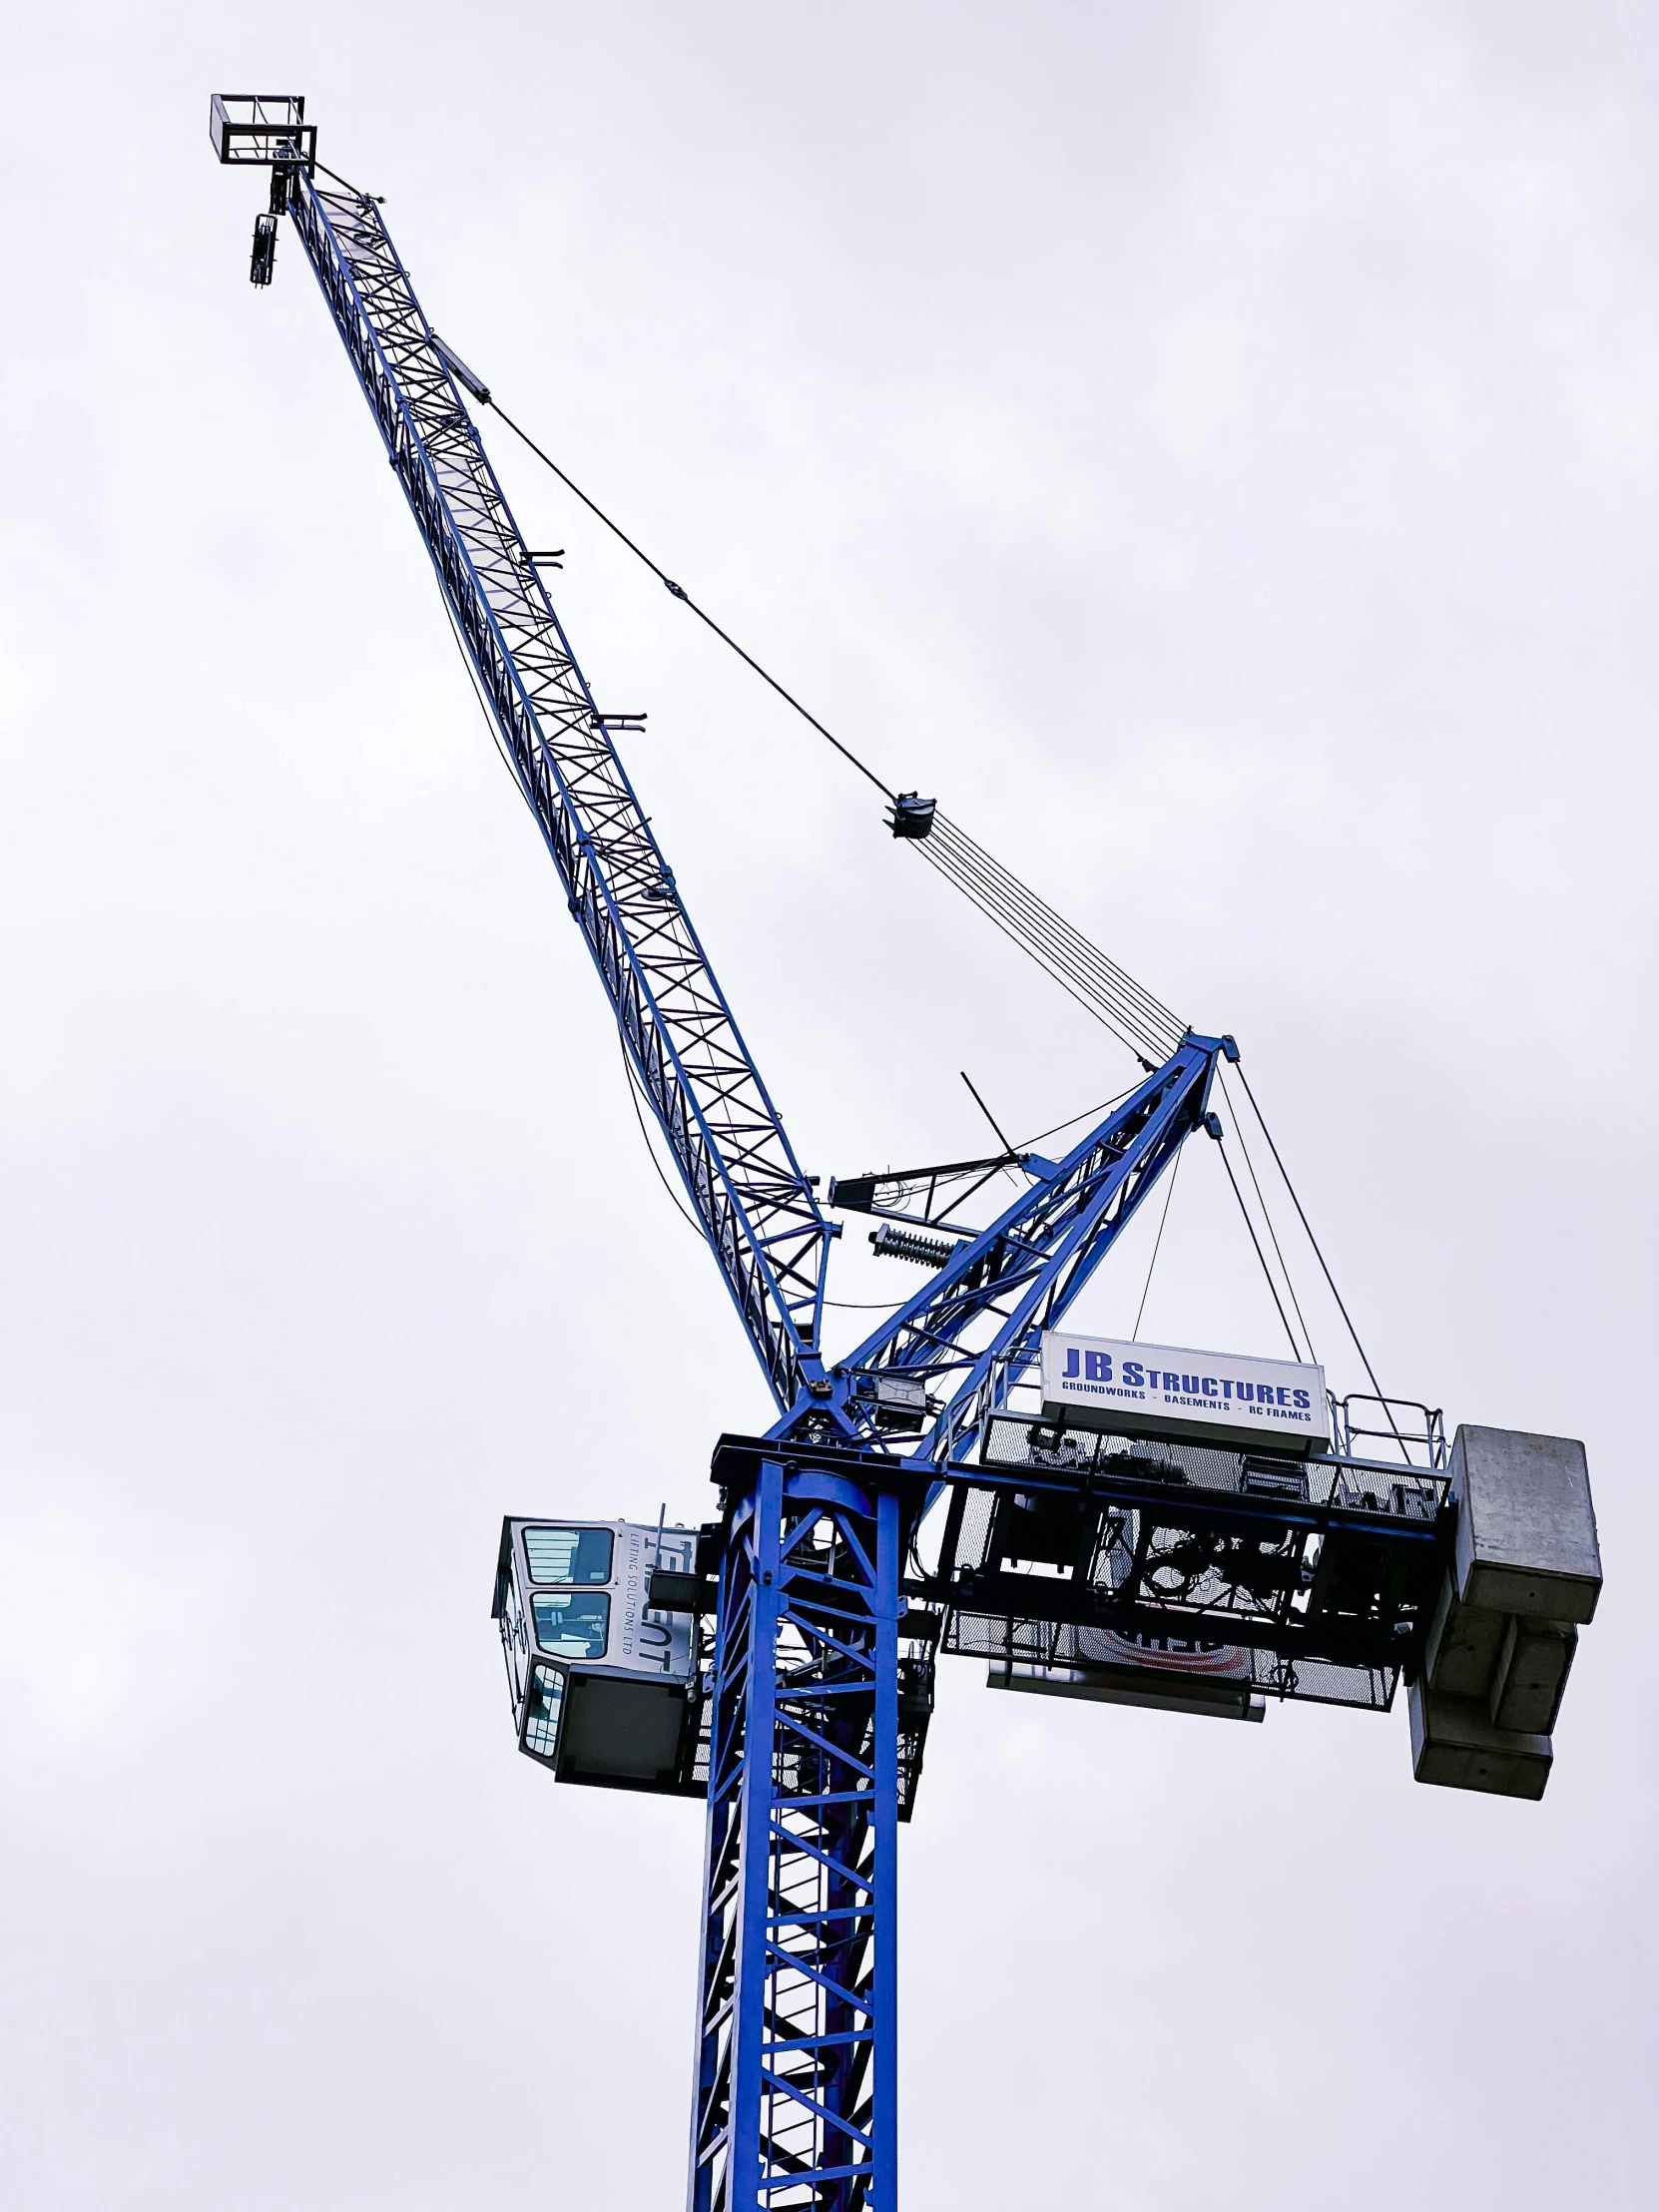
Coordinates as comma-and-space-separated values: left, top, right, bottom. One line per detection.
213, 97, 1605, 2212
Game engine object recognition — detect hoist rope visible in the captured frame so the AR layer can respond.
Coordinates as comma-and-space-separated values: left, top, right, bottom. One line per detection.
1131, 1143, 1182, 1340
490, 400, 892, 801
912, 816, 1184, 1065
1216, 1079, 1319, 1366
1214, 1139, 1305, 1362
618, 1031, 706, 1236
483, 393, 1185, 1065
1224, 1064, 1411, 1462
928, 817, 1180, 1042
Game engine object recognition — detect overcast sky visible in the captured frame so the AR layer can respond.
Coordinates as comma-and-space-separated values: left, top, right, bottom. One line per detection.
1, 4, 1655, 2207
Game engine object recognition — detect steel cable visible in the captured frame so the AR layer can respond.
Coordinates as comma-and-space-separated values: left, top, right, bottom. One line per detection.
1216, 1068, 1319, 1366
914, 816, 1185, 1061
1231, 1064, 1411, 1463
1214, 1139, 1305, 1362
927, 816, 1181, 1040
477, 384, 1186, 1062
910, 833, 1159, 1060
1131, 1143, 1183, 1340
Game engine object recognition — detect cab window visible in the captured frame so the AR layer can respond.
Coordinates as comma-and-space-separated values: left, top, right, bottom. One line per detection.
532, 1589, 610, 1659
524, 1526, 613, 1584
524, 1662, 564, 1758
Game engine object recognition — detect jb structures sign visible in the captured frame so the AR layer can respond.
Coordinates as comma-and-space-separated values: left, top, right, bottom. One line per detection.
1039, 1331, 1330, 1457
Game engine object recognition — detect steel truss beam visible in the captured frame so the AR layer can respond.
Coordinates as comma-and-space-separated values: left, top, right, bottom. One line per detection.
778, 1039, 1223, 1464
691, 1454, 902, 2212
276, 154, 831, 1409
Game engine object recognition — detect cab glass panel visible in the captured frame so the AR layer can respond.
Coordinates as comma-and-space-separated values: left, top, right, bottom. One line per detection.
532, 1589, 611, 1658
524, 1662, 565, 1757
524, 1526, 613, 1584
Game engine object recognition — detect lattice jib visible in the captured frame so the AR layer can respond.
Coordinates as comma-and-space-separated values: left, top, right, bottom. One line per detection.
283, 167, 831, 1409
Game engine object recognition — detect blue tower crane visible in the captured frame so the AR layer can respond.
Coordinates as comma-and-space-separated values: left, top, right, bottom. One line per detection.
212, 99, 1605, 2212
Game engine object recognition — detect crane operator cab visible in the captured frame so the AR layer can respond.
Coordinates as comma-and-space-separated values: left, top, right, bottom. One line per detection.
492, 1517, 709, 1795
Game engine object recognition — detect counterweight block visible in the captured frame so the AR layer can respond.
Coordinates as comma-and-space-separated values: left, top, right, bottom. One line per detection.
1408, 1425, 1601, 1801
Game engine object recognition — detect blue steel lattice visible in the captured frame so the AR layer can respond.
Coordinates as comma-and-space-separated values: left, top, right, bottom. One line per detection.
784, 1040, 1223, 1464
691, 1457, 900, 2211
276, 156, 832, 1411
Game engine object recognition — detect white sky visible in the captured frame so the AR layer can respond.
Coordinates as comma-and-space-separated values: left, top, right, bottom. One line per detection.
1, 5, 1654, 2207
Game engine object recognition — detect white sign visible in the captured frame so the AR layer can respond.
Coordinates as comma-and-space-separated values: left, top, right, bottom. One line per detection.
1040, 1331, 1329, 1456
615, 1522, 698, 1679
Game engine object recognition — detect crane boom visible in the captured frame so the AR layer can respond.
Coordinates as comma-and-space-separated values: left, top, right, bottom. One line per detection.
276, 148, 831, 1410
